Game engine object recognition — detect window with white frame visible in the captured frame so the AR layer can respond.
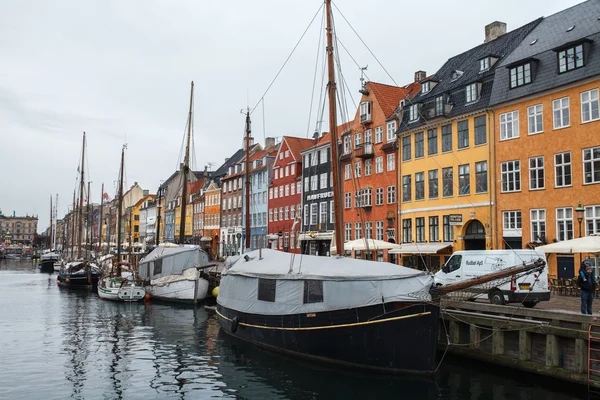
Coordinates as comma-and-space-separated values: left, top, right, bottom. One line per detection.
309, 203, 318, 225
365, 159, 372, 176
320, 149, 327, 164
458, 164, 470, 195
360, 101, 372, 122
319, 202, 327, 224
376, 221, 384, 240
279, 186, 283, 198
343, 136, 351, 154
465, 83, 478, 103
304, 177, 309, 192
355, 222, 362, 239
554, 152, 572, 187
509, 63, 532, 88
480, 57, 490, 72
376, 187, 383, 205
310, 175, 318, 191
344, 192, 351, 209
528, 104, 543, 134
354, 132, 362, 148
364, 129, 372, 144
290, 205, 295, 220
375, 126, 383, 143
582, 89, 600, 123
291, 164, 296, 175
344, 164, 351, 180
279, 207, 283, 220
501, 160, 521, 192
556, 207, 573, 241
320, 173, 327, 189
375, 156, 383, 174
415, 217, 425, 242
285, 165, 289, 177
387, 185, 396, 204
443, 216, 454, 242
386, 120, 397, 142
530, 209, 546, 242
553, 97, 570, 129
285, 184, 290, 196
354, 161, 362, 177
408, 105, 419, 122
529, 156, 544, 190
502, 210, 522, 236
583, 146, 600, 184
422, 81, 430, 93
345, 223, 352, 241
429, 216, 439, 242
365, 221, 373, 239
475, 161, 487, 193
303, 204, 309, 225
268, 209, 273, 222
330, 200, 334, 223
311, 152, 318, 166
291, 183, 295, 196
386, 153, 395, 171
585, 205, 600, 235
284, 206, 289, 220
273, 208, 278, 221
500, 111, 519, 140
297, 182, 301, 194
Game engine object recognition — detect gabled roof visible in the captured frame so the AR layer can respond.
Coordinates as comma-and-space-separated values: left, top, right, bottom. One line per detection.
301, 120, 353, 153
212, 148, 246, 180
397, 17, 542, 133
490, 0, 600, 106
368, 81, 421, 118
281, 136, 315, 162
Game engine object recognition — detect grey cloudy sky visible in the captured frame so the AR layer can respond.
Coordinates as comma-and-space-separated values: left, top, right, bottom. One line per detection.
0, 0, 581, 233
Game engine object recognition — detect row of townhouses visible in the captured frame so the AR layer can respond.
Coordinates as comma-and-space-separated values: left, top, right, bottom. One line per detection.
52, 1, 600, 279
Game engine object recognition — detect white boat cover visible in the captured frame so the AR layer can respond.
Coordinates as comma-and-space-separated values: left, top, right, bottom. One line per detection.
218, 249, 434, 315
151, 268, 200, 286
138, 245, 209, 281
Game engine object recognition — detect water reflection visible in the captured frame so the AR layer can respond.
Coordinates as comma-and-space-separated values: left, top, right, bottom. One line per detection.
0, 260, 590, 400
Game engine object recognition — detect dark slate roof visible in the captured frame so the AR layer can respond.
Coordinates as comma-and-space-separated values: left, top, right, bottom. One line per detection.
212, 148, 245, 180
397, 18, 542, 134
490, 0, 600, 106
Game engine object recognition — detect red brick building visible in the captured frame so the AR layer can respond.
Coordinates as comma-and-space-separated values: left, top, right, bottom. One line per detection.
340, 80, 421, 261
268, 136, 314, 253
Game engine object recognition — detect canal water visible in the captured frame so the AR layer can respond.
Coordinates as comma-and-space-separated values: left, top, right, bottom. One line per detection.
0, 258, 587, 399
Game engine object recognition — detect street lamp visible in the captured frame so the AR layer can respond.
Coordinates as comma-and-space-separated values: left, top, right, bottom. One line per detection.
575, 201, 585, 264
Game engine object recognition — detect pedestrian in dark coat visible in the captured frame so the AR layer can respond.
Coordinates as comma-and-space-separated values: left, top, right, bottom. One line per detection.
577, 260, 596, 315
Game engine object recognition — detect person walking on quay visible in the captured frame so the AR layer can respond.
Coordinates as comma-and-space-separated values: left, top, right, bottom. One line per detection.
577, 260, 596, 315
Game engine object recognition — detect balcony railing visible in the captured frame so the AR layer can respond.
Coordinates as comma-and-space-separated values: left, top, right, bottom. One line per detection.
355, 142, 374, 159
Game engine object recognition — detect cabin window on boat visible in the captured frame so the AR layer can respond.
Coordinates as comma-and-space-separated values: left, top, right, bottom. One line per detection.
257, 278, 276, 302
303, 280, 324, 304
154, 259, 163, 275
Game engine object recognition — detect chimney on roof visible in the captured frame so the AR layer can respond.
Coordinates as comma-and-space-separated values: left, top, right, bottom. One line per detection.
414, 71, 426, 83
485, 21, 506, 43
265, 137, 275, 148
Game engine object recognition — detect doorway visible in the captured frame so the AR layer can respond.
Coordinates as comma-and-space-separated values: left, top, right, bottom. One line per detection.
463, 220, 486, 250
557, 256, 575, 279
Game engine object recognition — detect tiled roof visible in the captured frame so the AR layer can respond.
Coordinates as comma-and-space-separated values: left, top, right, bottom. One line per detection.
301, 121, 352, 152
368, 81, 421, 118
397, 17, 542, 134
283, 136, 315, 161
490, 0, 600, 106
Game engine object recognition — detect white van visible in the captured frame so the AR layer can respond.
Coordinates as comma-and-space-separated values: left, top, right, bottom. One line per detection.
434, 250, 550, 307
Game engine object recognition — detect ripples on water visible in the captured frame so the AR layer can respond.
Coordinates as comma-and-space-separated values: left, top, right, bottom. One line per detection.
0, 259, 587, 399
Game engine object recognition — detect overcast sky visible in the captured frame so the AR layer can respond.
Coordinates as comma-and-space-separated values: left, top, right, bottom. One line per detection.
0, 0, 582, 233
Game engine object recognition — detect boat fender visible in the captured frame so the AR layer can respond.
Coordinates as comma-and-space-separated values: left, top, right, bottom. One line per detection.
231, 317, 239, 333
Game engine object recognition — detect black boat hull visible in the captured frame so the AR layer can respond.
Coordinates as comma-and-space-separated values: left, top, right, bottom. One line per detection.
217, 301, 440, 374
57, 272, 101, 289
39, 259, 57, 273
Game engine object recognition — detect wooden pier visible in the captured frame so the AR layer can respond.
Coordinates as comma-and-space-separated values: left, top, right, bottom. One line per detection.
440, 302, 600, 388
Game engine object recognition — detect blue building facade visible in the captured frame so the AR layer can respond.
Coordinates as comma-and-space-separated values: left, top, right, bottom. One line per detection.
249, 145, 278, 250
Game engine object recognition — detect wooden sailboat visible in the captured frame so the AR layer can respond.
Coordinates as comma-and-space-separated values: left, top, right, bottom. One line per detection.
39, 194, 60, 273
215, 1, 548, 374
57, 132, 102, 289
97, 145, 146, 302
138, 82, 212, 304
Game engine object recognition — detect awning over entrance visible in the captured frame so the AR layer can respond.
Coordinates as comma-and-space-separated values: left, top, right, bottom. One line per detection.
298, 232, 333, 241
388, 242, 453, 255
200, 236, 213, 242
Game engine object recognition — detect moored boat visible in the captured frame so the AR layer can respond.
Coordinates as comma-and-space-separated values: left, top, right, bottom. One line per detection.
57, 260, 102, 288
39, 250, 60, 273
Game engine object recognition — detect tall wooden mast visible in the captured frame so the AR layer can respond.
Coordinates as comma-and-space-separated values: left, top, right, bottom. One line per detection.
244, 110, 251, 250
117, 145, 125, 276
49, 195, 53, 249
98, 182, 104, 255
70, 190, 76, 259
156, 186, 162, 246
86, 181, 91, 259
325, 0, 344, 254
179, 81, 194, 245
77, 132, 86, 259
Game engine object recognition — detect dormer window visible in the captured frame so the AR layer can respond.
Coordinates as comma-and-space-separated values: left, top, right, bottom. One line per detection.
360, 101, 372, 123
465, 83, 479, 103
408, 104, 419, 122
509, 62, 532, 88
451, 70, 464, 81
480, 57, 490, 72
558, 43, 584, 73
422, 81, 430, 94
435, 95, 444, 116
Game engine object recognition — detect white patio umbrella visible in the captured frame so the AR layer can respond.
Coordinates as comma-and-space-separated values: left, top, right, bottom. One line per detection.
535, 234, 600, 254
